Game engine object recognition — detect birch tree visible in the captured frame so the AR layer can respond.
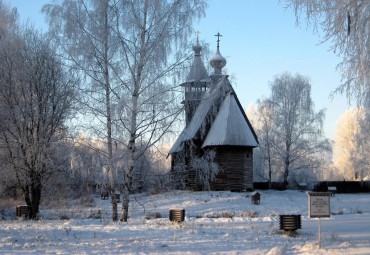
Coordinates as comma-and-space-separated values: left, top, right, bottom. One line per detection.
249, 100, 277, 184
284, 0, 369, 104
284, 1, 370, 181
113, 0, 206, 222
267, 72, 330, 187
43, 0, 121, 221
0, 28, 76, 219
44, 0, 206, 222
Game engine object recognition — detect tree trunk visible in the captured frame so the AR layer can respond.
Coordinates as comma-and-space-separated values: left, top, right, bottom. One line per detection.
120, 167, 132, 222
120, 0, 148, 222
30, 183, 41, 220
283, 153, 290, 188
102, 0, 117, 221
283, 165, 289, 188
120, 94, 138, 222
24, 185, 32, 218
24, 182, 42, 220
267, 142, 272, 184
283, 134, 291, 188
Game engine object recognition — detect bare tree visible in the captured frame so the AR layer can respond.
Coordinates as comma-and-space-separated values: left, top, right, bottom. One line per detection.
266, 72, 330, 187
284, 1, 370, 182
284, 0, 369, 104
112, 0, 206, 222
44, 0, 206, 222
43, 0, 121, 221
0, 0, 18, 39
0, 28, 76, 219
253, 100, 277, 184
0, 0, 19, 197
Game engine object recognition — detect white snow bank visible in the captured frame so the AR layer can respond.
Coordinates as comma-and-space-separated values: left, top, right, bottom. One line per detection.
1, 190, 370, 254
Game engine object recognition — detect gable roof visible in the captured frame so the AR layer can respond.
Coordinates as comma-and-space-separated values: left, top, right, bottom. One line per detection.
169, 76, 258, 154
202, 93, 258, 148
169, 77, 227, 154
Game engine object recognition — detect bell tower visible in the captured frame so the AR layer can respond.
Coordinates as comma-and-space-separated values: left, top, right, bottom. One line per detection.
181, 33, 209, 125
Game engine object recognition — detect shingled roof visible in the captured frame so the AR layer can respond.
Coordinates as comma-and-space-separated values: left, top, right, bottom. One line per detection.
202, 92, 258, 148
169, 76, 258, 154
185, 44, 209, 83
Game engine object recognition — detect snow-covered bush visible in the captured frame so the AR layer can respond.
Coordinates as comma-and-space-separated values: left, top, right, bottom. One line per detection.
288, 168, 318, 189
190, 149, 220, 190
241, 210, 258, 218
170, 154, 188, 190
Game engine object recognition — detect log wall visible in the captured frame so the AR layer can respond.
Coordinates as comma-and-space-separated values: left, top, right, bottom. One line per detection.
212, 146, 254, 191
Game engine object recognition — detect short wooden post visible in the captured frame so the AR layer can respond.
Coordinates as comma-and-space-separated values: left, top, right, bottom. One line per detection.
318, 217, 322, 249
250, 192, 260, 205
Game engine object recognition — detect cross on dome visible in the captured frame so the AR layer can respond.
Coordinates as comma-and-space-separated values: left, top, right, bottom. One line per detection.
195, 30, 200, 44
210, 32, 226, 75
215, 32, 222, 49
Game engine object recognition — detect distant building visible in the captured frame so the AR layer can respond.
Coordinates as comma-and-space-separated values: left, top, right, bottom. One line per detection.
169, 34, 258, 191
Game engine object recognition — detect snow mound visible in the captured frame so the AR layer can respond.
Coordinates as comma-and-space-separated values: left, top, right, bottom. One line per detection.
293, 242, 317, 252
300, 242, 317, 251
339, 241, 352, 247
266, 246, 285, 255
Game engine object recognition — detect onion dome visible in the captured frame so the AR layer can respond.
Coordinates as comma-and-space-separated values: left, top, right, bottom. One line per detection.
210, 32, 226, 75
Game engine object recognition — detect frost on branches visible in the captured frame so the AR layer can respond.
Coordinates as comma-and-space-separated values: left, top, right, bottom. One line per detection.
285, 0, 369, 104
0, 28, 76, 219
190, 150, 220, 191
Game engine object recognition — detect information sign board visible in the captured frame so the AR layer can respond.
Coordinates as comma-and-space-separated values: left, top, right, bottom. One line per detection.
307, 192, 330, 218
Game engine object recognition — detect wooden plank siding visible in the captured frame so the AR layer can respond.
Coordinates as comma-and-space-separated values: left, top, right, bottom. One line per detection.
212, 146, 254, 192
244, 148, 254, 190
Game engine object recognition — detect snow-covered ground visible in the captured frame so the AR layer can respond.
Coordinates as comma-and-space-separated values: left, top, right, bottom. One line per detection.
1, 190, 370, 254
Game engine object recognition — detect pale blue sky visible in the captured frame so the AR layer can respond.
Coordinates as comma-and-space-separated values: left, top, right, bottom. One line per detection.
8, 0, 349, 140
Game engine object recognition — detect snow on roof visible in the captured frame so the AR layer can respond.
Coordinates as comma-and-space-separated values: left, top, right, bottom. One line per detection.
169, 76, 258, 154
169, 77, 227, 154
186, 56, 209, 82
186, 44, 209, 82
202, 93, 258, 148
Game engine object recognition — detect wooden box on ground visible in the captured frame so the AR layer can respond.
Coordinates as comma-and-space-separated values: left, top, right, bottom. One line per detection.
327, 186, 337, 196
250, 191, 260, 205
298, 183, 307, 192
169, 209, 185, 222
279, 214, 301, 232
101, 191, 109, 200
16, 205, 30, 218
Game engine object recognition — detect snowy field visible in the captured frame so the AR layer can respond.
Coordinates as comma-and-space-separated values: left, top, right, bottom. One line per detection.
1, 190, 370, 254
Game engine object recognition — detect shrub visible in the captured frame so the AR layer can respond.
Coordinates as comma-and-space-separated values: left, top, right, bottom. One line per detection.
241, 210, 258, 218
145, 212, 162, 220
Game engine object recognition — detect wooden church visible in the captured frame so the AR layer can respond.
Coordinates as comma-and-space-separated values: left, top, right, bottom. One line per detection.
169, 34, 258, 191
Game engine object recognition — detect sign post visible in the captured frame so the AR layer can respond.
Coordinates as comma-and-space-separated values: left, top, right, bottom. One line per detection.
307, 192, 331, 249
